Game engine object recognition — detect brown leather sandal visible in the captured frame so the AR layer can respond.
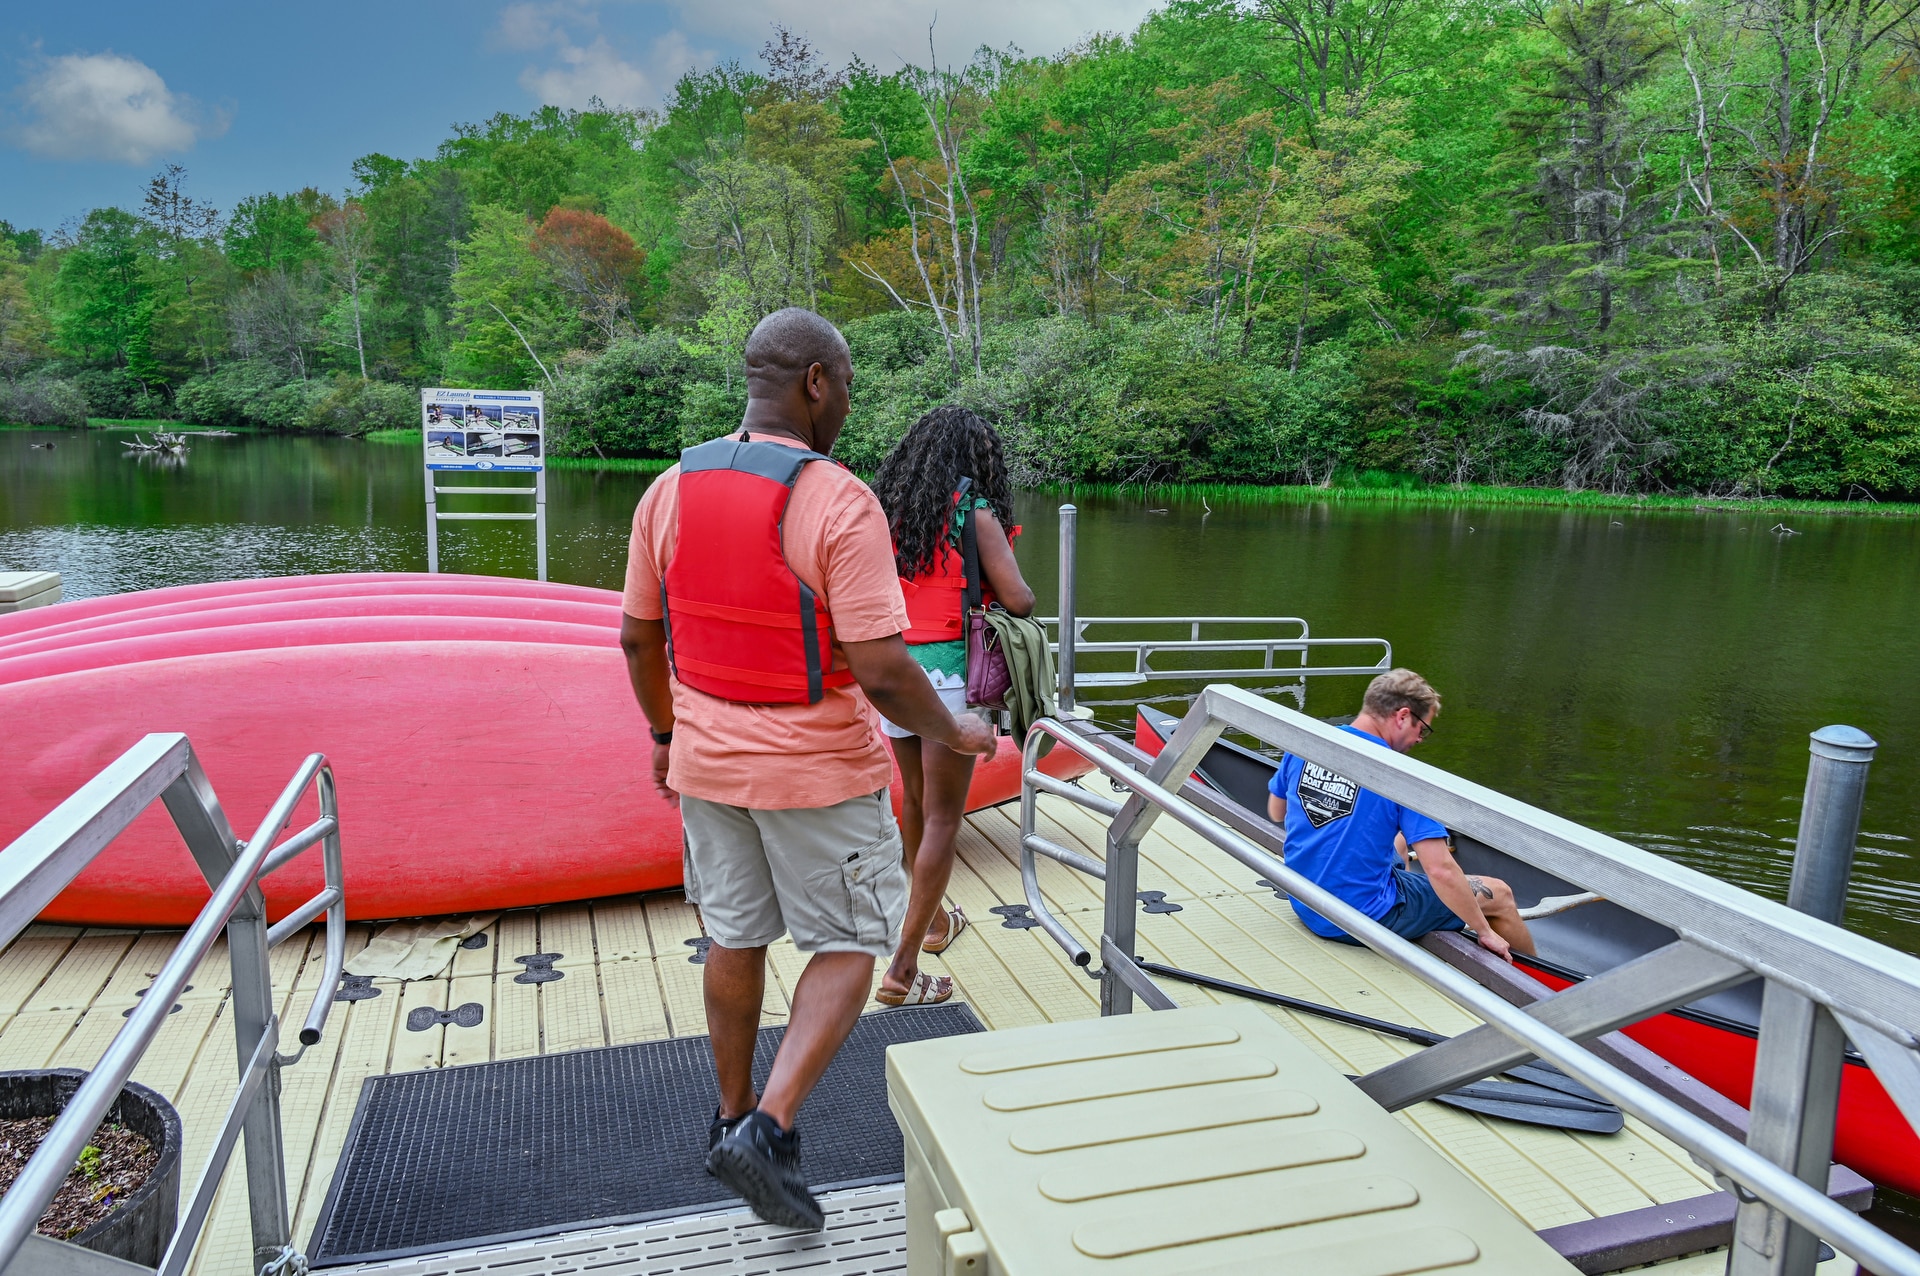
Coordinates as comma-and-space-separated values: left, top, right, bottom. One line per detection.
922, 905, 969, 955
874, 970, 953, 1006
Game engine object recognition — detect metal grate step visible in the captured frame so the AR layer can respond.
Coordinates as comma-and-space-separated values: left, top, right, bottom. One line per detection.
325, 1184, 906, 1275
307, 1004, 980, 1265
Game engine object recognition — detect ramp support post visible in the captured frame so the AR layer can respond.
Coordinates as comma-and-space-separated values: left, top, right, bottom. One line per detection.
1057, 504, 1077, 715
1732, 725, 1877, 1276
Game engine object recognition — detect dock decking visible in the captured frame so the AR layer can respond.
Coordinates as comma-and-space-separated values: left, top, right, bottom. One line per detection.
0, 778, 1772, 1272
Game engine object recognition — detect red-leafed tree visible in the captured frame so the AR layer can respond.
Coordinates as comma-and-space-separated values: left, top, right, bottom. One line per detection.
532, 208, 644, 343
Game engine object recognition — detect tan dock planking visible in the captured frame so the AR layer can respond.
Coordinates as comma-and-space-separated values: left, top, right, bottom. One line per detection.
0, 778, 1762, 1273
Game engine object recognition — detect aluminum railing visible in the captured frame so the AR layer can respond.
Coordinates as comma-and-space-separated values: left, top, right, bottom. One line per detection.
1016, 685, 1920, 1276
1044, 505, 1390, 716
1039, 615, 1393, 690
0, 733, 346, 1276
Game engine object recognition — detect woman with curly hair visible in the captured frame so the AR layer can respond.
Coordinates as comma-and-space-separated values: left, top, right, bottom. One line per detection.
869, 406, 1035, 1005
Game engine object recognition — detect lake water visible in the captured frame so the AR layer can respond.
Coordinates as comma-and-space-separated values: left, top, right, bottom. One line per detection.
5, 427, 1918, 960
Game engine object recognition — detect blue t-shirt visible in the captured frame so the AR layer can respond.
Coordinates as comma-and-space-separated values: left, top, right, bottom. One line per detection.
1267, 726, 1449, 939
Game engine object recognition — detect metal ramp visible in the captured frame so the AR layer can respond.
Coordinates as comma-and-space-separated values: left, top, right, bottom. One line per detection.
317, 1184, 906, 1276
1012, 689, 1920, 1276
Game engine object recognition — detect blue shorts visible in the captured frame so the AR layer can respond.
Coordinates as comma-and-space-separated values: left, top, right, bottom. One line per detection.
1325, 867, 1466, 946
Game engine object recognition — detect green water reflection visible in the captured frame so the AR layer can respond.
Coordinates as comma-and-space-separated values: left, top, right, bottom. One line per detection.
5, 427, 1917, 958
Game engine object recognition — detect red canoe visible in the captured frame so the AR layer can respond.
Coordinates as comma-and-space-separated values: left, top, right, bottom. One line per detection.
0, 574, 1088, 927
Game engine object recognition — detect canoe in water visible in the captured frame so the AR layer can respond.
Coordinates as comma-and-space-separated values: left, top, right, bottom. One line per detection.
0, 574, 1089, 927
1132, 706, 1920, 1198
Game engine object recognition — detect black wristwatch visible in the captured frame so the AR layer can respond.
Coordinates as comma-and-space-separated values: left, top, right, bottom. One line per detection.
651, 728, 674, 746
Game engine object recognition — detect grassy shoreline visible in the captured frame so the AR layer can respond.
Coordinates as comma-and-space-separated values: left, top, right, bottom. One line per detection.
14, 421, 1917, 516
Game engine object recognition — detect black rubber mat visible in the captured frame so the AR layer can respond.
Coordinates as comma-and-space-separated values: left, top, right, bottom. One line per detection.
306, 1003, 982, 1266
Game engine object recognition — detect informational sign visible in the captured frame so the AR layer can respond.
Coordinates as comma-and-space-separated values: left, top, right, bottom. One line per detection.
421, 387, 544, 471
420, 387, 548, 580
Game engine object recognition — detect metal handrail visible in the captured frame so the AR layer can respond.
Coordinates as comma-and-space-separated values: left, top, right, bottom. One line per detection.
1036, 615, 1393, 688
0, 733, 345, 1276
1015, 688, 1920, 1276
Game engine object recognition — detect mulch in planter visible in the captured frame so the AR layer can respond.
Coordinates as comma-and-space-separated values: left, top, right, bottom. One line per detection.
0, 1115, 158, 1239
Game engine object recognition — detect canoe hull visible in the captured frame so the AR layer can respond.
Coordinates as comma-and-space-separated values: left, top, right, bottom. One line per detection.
0, 575, 1085, 926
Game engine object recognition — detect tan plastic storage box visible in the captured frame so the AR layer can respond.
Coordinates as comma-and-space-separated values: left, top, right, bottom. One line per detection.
887, 1003, 1573, 1274
0, 571, 60, 614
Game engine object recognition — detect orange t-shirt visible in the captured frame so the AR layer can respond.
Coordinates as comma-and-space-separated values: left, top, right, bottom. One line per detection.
622, 432, 910, 810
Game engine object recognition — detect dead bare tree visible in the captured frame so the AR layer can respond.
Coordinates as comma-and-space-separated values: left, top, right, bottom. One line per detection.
1671, 0, 1920, 311
315, 204, 376, 379
852, 33, 991, 378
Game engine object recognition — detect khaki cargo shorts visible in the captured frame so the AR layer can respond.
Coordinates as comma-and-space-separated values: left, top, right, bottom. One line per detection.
680, 788, 908, 958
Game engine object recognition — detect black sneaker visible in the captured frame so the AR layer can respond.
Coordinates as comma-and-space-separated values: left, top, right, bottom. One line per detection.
706, 1107, 745, 1174
707, 1110, 824, 1230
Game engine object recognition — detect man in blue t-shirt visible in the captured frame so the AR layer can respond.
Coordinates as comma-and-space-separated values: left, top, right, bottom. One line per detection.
1267, 669, 1534, 962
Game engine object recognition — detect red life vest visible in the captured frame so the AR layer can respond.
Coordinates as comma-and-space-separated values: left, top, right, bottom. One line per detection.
899, 489, 1005, 644
661, 436, 856, 705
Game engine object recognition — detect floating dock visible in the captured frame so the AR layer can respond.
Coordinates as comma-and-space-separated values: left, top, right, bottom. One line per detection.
0, 776, 1838, 1273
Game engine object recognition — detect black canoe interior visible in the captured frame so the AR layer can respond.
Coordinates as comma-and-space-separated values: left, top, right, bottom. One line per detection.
1132, 707, 1766, 1034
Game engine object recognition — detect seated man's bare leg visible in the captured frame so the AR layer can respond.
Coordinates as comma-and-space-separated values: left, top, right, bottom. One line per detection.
704, 943, 766, 1120
1468, 875, 1536, 957
758, 951, 875, 1130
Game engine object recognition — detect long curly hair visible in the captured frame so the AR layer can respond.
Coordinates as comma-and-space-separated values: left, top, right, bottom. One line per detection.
871, 406, 1015, 579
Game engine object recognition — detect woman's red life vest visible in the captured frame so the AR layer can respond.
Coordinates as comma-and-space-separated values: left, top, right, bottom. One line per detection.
661, 436, 856, 705
898, 490, 1012, 644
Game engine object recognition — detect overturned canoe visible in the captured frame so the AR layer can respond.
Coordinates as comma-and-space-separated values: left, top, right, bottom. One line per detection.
0, 574, 1087, 927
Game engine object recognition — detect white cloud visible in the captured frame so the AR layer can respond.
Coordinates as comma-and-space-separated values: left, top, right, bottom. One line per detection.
10, 51, 223, 164
502, 3, 707, 110
520, 31, 702, 110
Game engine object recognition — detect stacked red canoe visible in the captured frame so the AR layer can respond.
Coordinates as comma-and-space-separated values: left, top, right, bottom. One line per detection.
0, 574, 1085, 926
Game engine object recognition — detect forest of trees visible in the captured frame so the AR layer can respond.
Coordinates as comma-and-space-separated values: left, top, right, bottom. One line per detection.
5, 0, 1920, 496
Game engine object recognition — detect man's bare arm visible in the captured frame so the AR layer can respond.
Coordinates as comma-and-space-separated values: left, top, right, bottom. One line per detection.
1413, 837, 1509, 960
619, 613, 677, 800
841, 634, 995, 755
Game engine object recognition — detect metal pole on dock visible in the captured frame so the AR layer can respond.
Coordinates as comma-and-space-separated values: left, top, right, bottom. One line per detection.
535, 468, 549, 582
1058, 504, 1077, 714
1732, 724, 1877, 1276
424, 465, 440, 573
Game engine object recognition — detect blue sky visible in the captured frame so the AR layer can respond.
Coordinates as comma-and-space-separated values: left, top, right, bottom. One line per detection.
1, 0, 1156, 235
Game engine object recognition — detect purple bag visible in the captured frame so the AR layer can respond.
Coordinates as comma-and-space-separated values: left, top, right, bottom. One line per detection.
958, 485, 1012, 711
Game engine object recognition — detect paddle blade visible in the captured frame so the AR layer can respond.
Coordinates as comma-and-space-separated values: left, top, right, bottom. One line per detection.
1506, 1060, 1610, 1105
1433, 1081, 1625, 1134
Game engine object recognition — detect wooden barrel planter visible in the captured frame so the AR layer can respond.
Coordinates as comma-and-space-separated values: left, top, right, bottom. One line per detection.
0, 1068, 181, 1267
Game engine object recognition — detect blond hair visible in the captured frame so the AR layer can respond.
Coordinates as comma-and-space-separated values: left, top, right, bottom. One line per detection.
1362, 668, 1441, 722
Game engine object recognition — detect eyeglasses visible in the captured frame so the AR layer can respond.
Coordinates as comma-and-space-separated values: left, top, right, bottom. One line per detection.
1409, 710, 1436, 741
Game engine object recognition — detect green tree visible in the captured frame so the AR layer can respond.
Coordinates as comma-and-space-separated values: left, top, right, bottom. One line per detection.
226, 190, 330, 274
0, 239, 50, 375
1101, 80, 1286, 353
140, 165, 225, 375
52, 208, 156, 374
449, 205, 563, 387
1463, 0, 1692, 489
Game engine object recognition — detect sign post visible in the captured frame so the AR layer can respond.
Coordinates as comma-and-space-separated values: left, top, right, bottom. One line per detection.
421, 388, 547, 580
